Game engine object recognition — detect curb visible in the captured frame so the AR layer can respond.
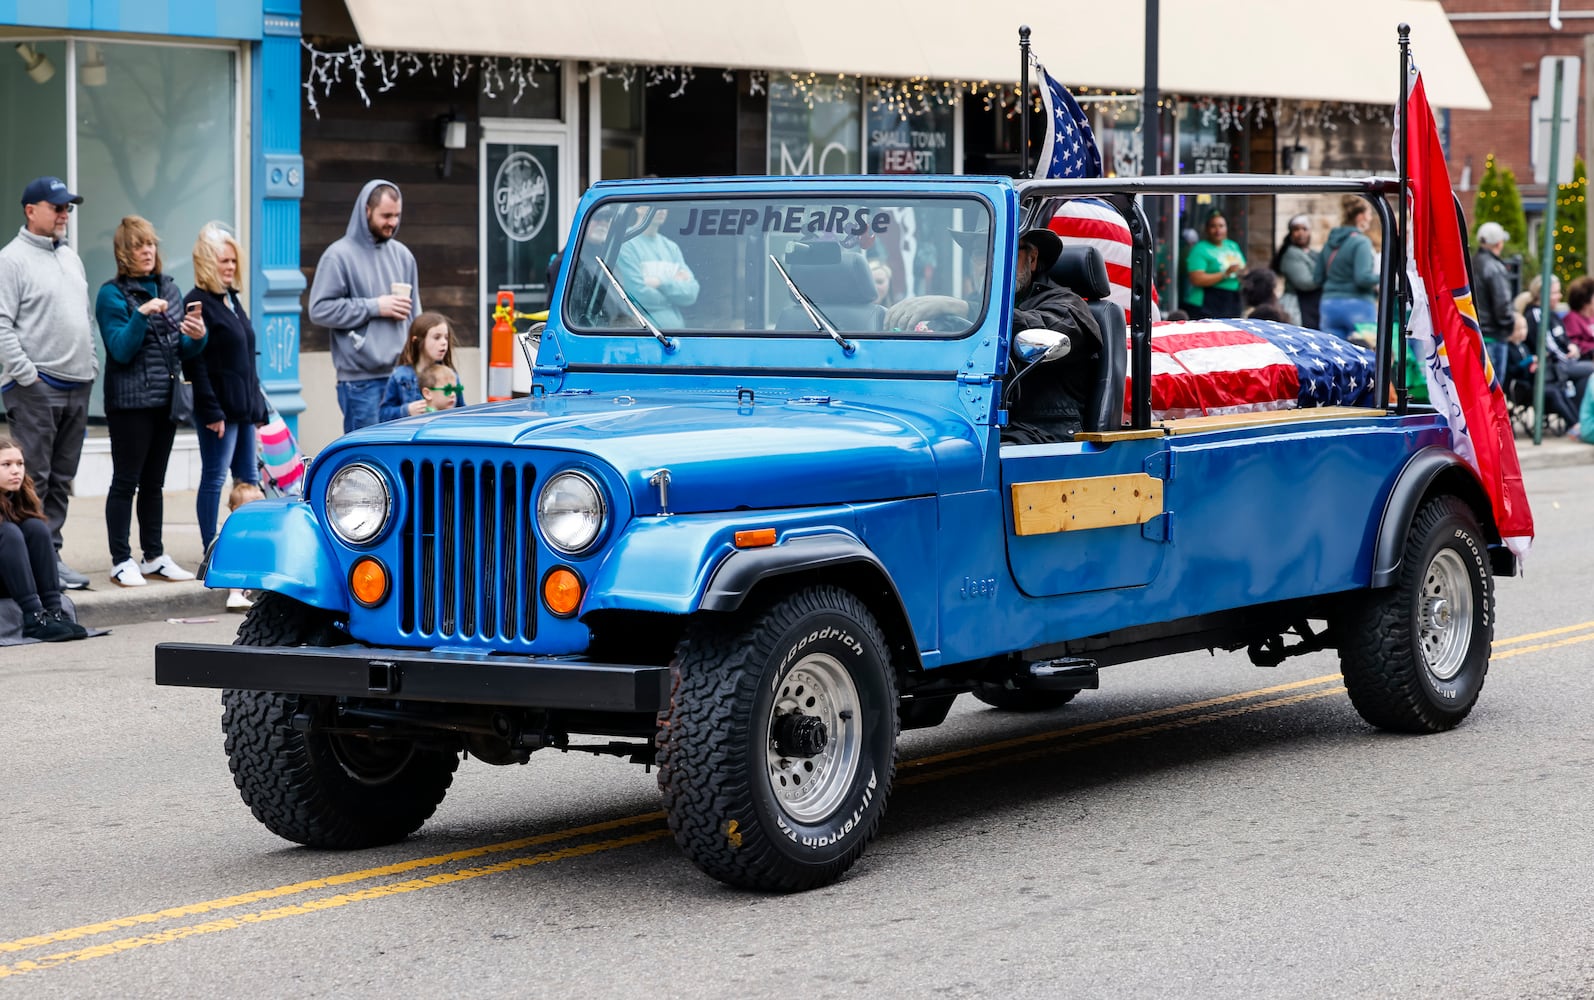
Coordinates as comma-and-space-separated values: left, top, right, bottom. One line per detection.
1515, 441, 1592, 472
70, 581, 240, 629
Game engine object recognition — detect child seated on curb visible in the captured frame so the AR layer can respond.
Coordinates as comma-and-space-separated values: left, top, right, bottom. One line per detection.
224, 480, 265, 612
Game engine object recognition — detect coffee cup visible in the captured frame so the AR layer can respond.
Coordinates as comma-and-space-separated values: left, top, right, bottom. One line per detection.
391, 282, 412, 300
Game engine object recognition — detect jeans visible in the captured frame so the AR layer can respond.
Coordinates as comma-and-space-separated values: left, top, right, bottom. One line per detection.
337, 378, 386, 434
0, 517, 59, 614
1319, 297, 1377, 340
2, 380, 89, 551
197, 421, 259, 551
104, 406, 177, 565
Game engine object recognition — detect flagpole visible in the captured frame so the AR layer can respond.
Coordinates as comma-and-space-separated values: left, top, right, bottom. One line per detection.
1019, 25, 1032, 179
1396, 23, 1411, 414
1533, 57, 1566, 446
1144, 0, 1160, 175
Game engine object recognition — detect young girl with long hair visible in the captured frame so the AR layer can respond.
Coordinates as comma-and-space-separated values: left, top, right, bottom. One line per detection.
0, 437, 86, 641
379, 312, 464, 421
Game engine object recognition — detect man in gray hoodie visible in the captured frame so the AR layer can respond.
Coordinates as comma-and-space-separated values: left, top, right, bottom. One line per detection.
0, 177, 98, 589
308, 179, 421, 433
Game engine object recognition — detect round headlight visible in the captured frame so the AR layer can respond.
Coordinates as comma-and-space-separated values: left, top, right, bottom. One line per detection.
538, 471, 604, 554
326, 463, 391, 545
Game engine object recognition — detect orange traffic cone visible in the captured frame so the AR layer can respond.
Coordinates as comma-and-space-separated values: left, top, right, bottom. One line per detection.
488, 290, 515, 401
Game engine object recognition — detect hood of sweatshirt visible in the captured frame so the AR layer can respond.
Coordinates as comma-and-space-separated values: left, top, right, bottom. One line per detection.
1323, 226, 1358, 253
346, 179, 403, 248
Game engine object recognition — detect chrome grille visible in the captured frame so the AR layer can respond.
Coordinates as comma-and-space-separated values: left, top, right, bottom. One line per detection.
399, 458, 537, 642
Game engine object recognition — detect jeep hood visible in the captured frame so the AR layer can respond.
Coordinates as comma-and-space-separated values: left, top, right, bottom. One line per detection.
341, 391, 982, 513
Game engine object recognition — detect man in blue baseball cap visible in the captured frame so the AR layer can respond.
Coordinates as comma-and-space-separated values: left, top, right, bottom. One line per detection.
0, 176, 97, 589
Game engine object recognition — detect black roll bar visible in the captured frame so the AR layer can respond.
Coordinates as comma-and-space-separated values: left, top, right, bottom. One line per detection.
1017, 175, 1405, 430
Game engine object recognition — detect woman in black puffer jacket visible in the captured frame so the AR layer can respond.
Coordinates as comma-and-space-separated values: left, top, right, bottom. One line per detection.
94, 216, 207, 588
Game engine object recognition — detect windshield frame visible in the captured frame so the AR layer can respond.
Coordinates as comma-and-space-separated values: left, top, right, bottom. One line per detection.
559, 191, 996, 342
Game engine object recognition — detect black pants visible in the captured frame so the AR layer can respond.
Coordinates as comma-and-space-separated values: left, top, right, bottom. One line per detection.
105, 406, 176, 566
0, 517, 60, 615
4, 380, 89, 551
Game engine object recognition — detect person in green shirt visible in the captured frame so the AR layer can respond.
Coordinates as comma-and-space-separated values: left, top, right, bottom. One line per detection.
1185, 211, 1245, 318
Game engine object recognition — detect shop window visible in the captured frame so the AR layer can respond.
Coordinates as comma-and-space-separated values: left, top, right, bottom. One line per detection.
74, 41, 238, 295
477, 61, 562, 121
0, 41, 69, 218
867, 99, 953, 175
768, 78, 860, 176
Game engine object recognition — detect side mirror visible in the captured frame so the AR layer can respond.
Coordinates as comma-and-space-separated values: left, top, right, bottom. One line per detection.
1014, 328, 1071, 364
515, 322, 546, 370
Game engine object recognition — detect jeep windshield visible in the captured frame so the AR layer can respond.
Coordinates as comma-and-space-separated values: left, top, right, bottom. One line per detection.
563, 195, 993, 339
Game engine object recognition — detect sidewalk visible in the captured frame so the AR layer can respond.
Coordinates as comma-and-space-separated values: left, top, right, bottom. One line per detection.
63, 489, 234, 628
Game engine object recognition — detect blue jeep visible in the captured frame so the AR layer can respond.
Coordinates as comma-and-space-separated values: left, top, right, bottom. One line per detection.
157, 174, 1509, 892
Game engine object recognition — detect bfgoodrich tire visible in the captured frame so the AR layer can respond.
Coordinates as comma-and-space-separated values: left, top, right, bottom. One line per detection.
221, 593, 459, 849
1339, 496, 1493, 733
657, 585, 898, 892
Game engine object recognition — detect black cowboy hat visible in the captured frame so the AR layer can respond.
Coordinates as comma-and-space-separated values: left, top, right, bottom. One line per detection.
1018, 227, 1063, 273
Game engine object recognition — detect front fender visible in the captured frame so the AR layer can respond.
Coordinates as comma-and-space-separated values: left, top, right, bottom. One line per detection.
204, 498, 351, 614
581, 509, 868, 617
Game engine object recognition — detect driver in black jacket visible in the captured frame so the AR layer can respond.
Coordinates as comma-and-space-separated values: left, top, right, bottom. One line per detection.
885, 227, 1100, 442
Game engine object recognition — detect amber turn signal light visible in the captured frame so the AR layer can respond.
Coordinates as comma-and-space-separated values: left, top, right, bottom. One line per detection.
734, 528, 777, 548
350, 556, 389, 607
543, 566, 583, 617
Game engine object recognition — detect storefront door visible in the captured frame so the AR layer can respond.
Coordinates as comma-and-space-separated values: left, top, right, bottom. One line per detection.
479, 121, 574, 393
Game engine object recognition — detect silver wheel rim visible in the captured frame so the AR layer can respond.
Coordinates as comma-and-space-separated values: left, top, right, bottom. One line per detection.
1418, 548, 1474, 683
765, 653, 862, 825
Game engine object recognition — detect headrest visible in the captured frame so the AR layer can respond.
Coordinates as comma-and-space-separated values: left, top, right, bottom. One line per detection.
783, 248, 877, 305
1049, 245, 1112, 301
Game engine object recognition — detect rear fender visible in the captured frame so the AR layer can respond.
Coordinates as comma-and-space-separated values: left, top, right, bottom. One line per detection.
204, 498, 350, 614
1371, 446, 1500, 587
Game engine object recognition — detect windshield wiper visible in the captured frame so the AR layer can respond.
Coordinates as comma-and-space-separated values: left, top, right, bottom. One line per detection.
768, 254, 857, 356
593, 256, 678, 352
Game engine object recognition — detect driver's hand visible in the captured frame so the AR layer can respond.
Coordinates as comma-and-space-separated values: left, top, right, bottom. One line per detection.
886, 295, 969, 332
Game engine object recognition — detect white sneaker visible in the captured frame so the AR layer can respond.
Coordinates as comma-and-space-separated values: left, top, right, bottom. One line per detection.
110, 559, 147, 587
139, 554, 196, 582
226, 589, 253, 612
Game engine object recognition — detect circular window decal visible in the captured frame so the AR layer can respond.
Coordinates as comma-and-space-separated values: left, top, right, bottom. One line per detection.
493, 151, 549, 243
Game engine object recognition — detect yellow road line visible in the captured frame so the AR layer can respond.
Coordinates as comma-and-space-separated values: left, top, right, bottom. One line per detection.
0, 619, 1563, 976
0, 810, 664, 954
902, 673, 1342, 770
1492, 620, 1594, 648
0, 681, 1352, 979
901, 685, 1345, 785
1493, 631, 1594, 660
0, 830, 674, 980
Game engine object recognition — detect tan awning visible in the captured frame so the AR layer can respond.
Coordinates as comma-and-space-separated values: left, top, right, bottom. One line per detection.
341, 0, 1488, 110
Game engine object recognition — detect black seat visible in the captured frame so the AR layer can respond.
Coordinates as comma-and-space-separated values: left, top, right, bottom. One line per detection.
774, 244, 886, 332
1049, 245, 1126, 432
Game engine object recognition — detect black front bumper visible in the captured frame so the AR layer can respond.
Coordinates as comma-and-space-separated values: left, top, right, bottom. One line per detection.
155, 642, 671, 714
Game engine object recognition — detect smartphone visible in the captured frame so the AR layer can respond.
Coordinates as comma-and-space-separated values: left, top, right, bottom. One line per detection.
186, 301, 203, 313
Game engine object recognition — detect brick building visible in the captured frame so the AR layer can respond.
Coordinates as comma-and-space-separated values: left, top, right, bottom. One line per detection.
1445, 0, 1589, 215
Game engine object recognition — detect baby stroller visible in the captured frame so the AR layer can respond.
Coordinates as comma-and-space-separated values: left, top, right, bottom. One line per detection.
256, 391, 307, 497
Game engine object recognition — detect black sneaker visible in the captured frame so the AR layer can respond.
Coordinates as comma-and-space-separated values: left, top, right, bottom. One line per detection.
23, 609, 80, 642
47, 608, 88, 639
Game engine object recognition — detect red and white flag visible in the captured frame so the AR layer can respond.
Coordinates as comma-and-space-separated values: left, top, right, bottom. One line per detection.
1049, 198, 1160, 321
1397, 64, 1533, 558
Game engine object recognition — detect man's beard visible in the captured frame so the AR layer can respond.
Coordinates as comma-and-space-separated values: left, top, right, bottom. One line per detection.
369, 224, 393, 243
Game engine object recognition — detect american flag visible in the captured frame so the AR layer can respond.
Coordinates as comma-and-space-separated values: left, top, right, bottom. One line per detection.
1129, 318, 1377, 421
1034, 58, 1157, 319
1035, 59, 1101, 180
